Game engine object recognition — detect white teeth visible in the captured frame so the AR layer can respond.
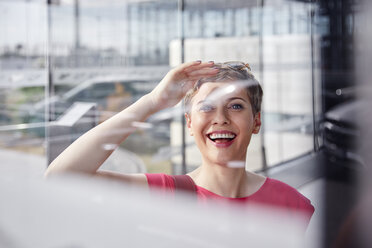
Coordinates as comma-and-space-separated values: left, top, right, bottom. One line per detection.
209, 133, 236, 139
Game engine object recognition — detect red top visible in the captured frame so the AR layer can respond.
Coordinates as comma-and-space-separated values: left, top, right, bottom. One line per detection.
145, 173, 315, 225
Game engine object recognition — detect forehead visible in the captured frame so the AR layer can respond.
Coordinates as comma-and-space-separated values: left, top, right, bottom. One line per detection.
192, 82, 249, 104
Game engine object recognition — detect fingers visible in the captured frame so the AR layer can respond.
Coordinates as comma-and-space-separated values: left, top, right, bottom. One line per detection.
186, 67, 219, 79
169, 61, 218, 83
178, 60, 202, 70
182, 61, 215, 73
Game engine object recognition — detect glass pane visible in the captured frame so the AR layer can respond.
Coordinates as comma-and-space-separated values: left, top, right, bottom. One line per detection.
0, 0, 321, 175
48, 0, 177, 174
262, 0, 317, 166
0, 0, 47, 173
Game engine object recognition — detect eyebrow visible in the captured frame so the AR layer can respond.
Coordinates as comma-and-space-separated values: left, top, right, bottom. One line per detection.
196, 97, 247, 106
227, 97, 247, 102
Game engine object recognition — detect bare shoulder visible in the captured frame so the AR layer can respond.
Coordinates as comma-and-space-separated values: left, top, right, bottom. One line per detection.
95, 170, 148, 187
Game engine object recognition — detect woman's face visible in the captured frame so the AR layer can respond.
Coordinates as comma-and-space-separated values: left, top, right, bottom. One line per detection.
185, 82, 261, 166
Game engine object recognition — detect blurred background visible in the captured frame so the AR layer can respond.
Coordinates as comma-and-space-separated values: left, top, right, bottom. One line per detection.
0, 0, 366, 247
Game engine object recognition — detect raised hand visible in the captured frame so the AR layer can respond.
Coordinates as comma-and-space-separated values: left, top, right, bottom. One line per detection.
45, 61, 218, 179
149, 61, 218, 112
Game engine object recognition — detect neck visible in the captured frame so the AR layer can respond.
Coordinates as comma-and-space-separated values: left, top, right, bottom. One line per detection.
190, 160, 249, 198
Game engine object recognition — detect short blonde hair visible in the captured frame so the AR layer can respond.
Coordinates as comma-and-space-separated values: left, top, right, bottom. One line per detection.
184, 61, 263, 115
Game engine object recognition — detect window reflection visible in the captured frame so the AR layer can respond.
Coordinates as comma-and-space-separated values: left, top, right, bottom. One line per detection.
0, 0, 47, 159
0, 0, 321, 173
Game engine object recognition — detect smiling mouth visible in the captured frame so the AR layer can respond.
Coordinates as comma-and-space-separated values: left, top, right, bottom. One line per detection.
207, 133, 236, 143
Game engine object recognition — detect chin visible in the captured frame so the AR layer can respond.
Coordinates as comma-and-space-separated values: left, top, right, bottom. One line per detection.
210, 154, 244, 167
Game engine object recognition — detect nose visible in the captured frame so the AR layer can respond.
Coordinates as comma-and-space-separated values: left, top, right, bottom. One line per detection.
212, 107, 230, 125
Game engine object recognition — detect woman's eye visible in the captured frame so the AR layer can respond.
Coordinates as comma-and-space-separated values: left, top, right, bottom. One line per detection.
229, 104, 243, 110
199, 104, 215, 112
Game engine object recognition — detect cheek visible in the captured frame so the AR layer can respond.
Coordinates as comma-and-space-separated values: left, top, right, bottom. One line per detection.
189, 113, 209, 135
191, 118, 205, 133
235, 116, 255, 133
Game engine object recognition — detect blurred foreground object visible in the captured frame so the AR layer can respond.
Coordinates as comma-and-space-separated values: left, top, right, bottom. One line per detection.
0, 162, 313, 248
323, 100, 363, 168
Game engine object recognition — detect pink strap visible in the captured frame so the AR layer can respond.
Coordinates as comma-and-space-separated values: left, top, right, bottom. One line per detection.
171, 175, 197, 194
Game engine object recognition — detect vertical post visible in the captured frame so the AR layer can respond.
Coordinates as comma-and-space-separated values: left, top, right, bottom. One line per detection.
222, 10, 226, 36
74, 0, 80, 49
46, 0, 55, 167
143, 4, 149, 63
74, 0, 80, 67
96, 16, 102, 66
126, 4, 131, 66
199, 9, 204, 37
288, 3, 293, 34
310, 2, 319, 152
179, 0, 186, 175
259, 0, 267, 171
139, 5, 144, 63
231, 9, 236, 36
153, 5, 160, 63
247, 7, 252, 36
273, 6, 277, 35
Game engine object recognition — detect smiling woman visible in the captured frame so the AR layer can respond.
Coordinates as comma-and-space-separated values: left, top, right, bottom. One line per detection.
185, 81, 260, 165
45, 61, 314, 229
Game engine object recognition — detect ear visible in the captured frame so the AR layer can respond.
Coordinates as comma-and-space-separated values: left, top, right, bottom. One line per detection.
252, 112, 261, 134
185, 113, 193, 136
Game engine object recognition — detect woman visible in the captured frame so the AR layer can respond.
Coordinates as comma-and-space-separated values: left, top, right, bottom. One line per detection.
45, 61, 314, 225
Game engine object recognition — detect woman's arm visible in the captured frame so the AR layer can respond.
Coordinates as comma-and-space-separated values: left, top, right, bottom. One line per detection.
44, 61, 217, 182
